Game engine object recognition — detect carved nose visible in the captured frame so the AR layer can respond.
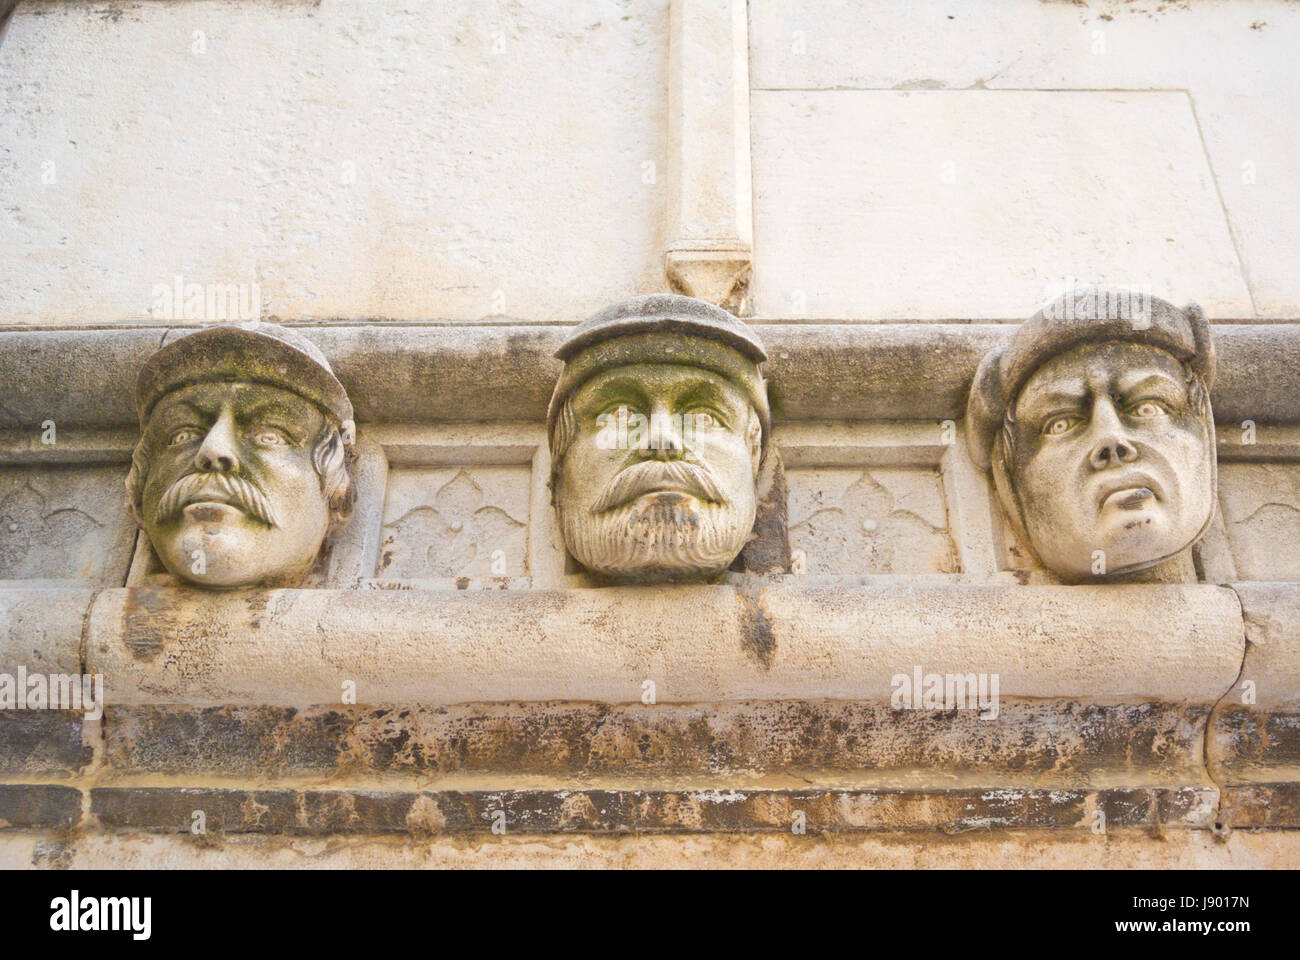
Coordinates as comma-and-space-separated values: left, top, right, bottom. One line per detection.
645, 408, 685, 461
1088, 437, 1137, 470
194, 411, 241, 474
1087, 398, 1137, 470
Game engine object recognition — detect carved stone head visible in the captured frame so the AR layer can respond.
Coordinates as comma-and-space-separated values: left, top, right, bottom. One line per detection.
546, 294, 772, 583
967, 288, 1217, 582
128, 324, 355, 589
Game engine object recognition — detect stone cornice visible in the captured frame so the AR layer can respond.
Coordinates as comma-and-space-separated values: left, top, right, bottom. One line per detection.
1, 322, 1298, 431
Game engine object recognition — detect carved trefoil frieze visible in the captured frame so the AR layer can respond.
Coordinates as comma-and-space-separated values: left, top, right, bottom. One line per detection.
787, 467, 957, 576
378, 467, 529, 581
0, 467, 135, 584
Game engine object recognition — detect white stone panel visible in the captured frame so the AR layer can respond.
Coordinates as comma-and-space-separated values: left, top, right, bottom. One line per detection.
751, 90, 1252, 319
1218, 462, 1300, 581
0, 0, 668, 324
750, 0, 1300, 318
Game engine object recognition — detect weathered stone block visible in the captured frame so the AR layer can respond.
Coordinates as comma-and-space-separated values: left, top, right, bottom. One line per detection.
0, 784, 81, 830
103, 701, 1209, 786
0, 712, 90, 776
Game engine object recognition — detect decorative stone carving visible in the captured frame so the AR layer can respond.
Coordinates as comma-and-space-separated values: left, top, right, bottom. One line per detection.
787, 467, 957, 575
379, 467, 528, 580
0, 469, 134, 583
127, 324, 356, 589
1217, 462, 1300, 581
546, 294, 779, 583
968, 288, 1217, 582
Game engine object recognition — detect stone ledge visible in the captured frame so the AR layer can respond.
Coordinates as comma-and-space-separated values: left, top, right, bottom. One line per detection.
1, 323, 1297, 430
5, 828, 1293, 869
0, 587, 95, 677
99, 701, 1208, 779
84, 582, 1244, 707
1208, 583, 1300, 824
85, 784, 1214, 836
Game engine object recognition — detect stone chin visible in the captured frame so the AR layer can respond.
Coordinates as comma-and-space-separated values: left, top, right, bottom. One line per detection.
559, 488, 756, 583
147, 502, 327, 589
1019, 485, 1212, 581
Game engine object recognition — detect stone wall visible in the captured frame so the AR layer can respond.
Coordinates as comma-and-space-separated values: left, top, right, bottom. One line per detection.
2, 0, 1299, 868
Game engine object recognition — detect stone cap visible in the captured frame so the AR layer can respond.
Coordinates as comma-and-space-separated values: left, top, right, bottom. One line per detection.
555, 293, 767, 364
548, 295, 771, 447
135, 323, 354, 431
966, 288, 1216, 470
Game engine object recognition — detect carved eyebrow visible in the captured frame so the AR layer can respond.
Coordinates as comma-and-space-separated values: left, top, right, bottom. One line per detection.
584, 376, 649, 407
1017, 382, 1090, 418
674, 378, 729, 404
239, 399, 308, 423
1115, 371, 1184, 397
155, 398, 216, 421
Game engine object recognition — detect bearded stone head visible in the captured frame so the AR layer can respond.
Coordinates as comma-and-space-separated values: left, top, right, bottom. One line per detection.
967, 288, 1217, 582
127, 323, 356, 589
546, 295, 775, 583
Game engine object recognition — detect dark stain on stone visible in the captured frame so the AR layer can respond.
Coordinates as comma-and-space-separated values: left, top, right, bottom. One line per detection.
736, 582, 777, 668
121, 587, 172, 661
0, 712, 92, 775
733, 449, 792, 575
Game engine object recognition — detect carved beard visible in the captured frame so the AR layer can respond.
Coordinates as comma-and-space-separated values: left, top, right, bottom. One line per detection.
560, 461, 756, 582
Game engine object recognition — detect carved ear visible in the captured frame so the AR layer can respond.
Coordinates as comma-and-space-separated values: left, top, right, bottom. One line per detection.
1183, 302, 1216, 392
124, 439, 149, 529
746, 409, 763, 474
965, 346, 1007, 472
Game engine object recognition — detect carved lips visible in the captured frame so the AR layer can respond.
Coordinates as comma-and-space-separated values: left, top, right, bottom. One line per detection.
1092, 471, 1164, 515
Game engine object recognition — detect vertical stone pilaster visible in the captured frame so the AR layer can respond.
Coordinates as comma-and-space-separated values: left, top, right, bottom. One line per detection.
665, 0, 753, 315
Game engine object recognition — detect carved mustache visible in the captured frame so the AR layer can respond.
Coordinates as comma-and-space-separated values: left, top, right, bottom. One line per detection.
591, 459, 728, 514
156, 471, 279, 528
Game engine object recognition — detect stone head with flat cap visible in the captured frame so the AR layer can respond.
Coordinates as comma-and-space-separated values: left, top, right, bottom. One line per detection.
127, 323, 356, 589
967, 287, 1217, 581
547, 294, 773, 582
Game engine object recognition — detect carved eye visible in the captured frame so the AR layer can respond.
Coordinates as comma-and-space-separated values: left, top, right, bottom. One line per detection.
250, 427, 290, 446
1129, 400, 1165, 418
600, 402, 638, 419
168, 427, 203, 446
1044, 416, 1078, 436
684, 408, 722, 431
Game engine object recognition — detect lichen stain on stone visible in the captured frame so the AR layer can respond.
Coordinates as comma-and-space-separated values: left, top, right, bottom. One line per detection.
121, 587, 171, 661
735, 584, 777, 669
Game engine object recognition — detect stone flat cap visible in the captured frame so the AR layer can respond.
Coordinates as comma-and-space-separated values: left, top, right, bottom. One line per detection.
966, 288, 1215, 470
135, 323, 354, 431
555, 293, 767, 364
547, 294, 771, 444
